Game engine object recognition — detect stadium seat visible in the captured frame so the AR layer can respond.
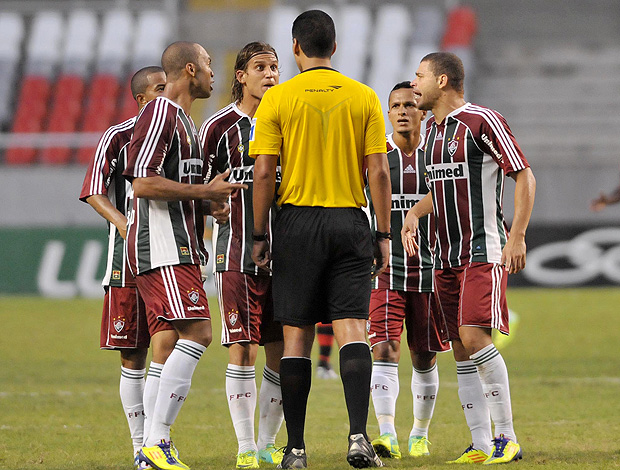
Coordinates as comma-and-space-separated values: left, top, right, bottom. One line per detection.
96, 9, 133, 77
368, 4, 411, 104
0, 12, 25, 128
76, 74, 121, 164
441, 4, 477, 98
407, 5, 445, 72
331, 4, 371, 82
132, 10, 170, 70
267, 5, 300, 83
6, 12, 63, 165
40, 10, 99, 164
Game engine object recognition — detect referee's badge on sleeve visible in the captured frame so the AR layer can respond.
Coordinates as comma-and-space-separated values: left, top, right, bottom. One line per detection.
249, 118, 256, 142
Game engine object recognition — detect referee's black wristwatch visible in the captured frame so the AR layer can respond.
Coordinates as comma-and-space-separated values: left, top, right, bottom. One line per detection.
375, 230, 392, 240
252, 231, 268, 242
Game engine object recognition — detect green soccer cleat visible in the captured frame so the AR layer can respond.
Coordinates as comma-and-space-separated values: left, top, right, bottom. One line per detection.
483, 435, 522, 465
237, 450, 260, 469
446, 445, 489, 464
259, 444, 285, 465
371, 433, 401, 459
408, 436, 431, 457
139, 440, 190, 470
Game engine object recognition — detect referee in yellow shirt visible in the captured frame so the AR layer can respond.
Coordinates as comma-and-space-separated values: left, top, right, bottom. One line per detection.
250, 10, 391, 469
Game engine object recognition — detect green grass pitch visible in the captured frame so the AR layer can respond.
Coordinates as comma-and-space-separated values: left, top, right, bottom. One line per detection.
1, 288, 619, 469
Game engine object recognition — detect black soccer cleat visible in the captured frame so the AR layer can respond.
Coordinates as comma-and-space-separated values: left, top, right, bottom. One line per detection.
277, 447, 307, 469
347, 434, 384, 468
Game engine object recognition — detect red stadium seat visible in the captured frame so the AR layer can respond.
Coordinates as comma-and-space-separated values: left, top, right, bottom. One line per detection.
5, 75, 51, 164
116, 77, 137, 124
441, 5, 477, 50
39, 75, 86, 164
75, 74, 120, 164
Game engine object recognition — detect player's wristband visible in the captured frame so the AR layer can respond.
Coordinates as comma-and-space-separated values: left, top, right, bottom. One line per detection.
252, 232, 268, 242
375, 231, 392, 240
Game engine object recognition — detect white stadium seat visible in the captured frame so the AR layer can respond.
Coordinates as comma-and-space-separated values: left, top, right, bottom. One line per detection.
132, 10, 170, 70
0, 12, 25, 126
267, 5, 300, 83
97, 9, 134, 76
62, 10, 99, 76
332, 4, 371, 82
26, 11, 65, 77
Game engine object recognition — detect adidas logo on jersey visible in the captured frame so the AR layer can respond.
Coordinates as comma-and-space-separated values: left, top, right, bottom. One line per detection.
435, 131, 443, 140
404, 164, 416, 174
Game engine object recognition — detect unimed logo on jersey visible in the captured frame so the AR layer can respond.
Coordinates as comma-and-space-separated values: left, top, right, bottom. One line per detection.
391, 194, 425, 211
426, 163, 468, 182
229, 165, 283, 184
179, 158, 203, 177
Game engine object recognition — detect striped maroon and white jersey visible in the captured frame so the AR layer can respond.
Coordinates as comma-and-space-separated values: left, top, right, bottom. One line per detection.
367, 134, 435, 292
123, 97, 207, 276
423, 102, 530, 268
199, 103, 278, 276
79, 117, 136, 287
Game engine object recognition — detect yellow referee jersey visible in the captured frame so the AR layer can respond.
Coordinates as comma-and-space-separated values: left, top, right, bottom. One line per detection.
249, 67, 387, 208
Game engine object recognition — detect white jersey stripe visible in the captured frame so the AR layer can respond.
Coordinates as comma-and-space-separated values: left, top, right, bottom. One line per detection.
467, 106, 525, 172
90, 118, 135, 194
162, 265, 184, 319
136, 99, 168, 177
215, 272, 229, 344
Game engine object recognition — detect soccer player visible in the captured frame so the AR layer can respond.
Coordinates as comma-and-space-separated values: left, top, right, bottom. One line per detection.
79, 66, 179, 469
367, 82, 450, 461
199, 41, 284, 469
124, 42, 247, 470
402, 52, 536, 465
250, 10, 391, 469
316, 323, 338, 379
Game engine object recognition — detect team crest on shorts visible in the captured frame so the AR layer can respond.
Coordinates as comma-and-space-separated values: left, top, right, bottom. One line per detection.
180, 246, 190, 256
187, 287, 200, 304
228, 309, 239, 326
448, 138, 459, 156
112, 270, 121, 280
217, 254, 225, 264
113, 317, 126, 333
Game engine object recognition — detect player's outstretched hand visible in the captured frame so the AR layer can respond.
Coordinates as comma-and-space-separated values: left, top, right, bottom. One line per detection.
205, 169, 248, 203
372, 238, 390, 279
252, 240, 271, 272
210, 201, 230, 224
590, 192, 608, 212
501, 234, 526, 274
401, 210, 420, 257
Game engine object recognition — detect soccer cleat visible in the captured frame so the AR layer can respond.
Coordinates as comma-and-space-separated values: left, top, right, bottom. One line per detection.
236, 450, 259, 469
347, 433, 384, 468
483, 435, 522, 465
135, 452, 153, 469
277, 448, 307, 469
139, 440, 190, 470
316, 364, 338, 379
259, 444, 285, 465
371, 433, 401, 459
446, 444, 489, 464
408, 436, 431, 457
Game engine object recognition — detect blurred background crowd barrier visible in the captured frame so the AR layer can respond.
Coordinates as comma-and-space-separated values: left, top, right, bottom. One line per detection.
1, 0, 620, 295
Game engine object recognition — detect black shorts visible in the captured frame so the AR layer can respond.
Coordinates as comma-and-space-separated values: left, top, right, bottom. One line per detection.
271, 205, 373, 326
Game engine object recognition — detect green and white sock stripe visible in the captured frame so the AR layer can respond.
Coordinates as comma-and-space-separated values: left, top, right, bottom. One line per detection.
456, 360, 478, 375
174, 340, 206, 361
413, 363, 437, 374
373, 361, 399, 368
147, 362, 163, 379
471, 344, 500, 367
262, 366, 280, 387
120, 367, 146, 380
226, 365, 255, 380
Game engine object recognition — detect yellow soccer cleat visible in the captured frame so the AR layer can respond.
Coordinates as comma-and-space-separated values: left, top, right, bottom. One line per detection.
259, 444, 285, 465
483, 435, 522, 465
139, 440, 190, 470
371, 433, 401, 459
446, 445, 489, 464
237, 450, 260, 469
408, 436, 431, 457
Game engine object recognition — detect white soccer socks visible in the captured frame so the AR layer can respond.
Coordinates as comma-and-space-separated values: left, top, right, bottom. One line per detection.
257, 366, 284, 450
145, 339, 206, 446
471, 344, 517, 442
119, 366, 146, 454
410, 364, 439, 439
142, 361, 163, 445
226, 364, 258, 453
456, 360, 492, 453
371, 361, 399, 436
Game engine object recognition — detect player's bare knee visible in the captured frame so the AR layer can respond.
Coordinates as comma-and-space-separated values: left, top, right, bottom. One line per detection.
372, 340, 400, 362
120, 348, 148, 369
